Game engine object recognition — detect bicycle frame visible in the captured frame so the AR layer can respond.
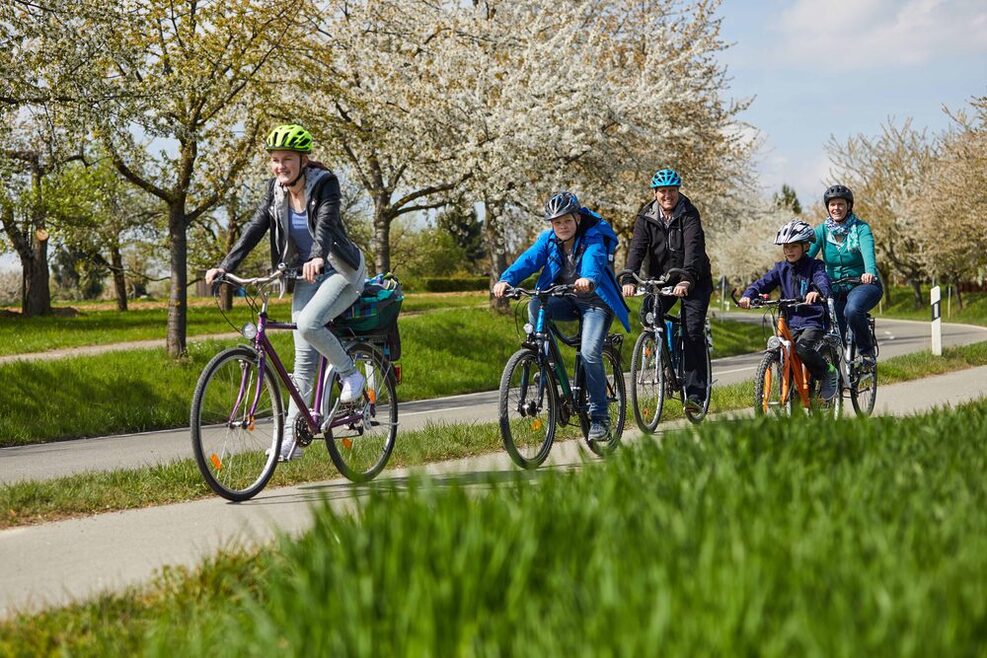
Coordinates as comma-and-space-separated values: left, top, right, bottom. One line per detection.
764, 308, 812, 410
528, 295, 583, 419
225, 276, 373, 439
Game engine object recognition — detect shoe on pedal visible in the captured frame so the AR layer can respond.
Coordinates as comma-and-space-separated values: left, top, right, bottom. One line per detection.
339, 371, 366, 403
587, 419, 611, 442
267, 439, 303, 462
819, 367, 838, 401
684, 395, 704, 414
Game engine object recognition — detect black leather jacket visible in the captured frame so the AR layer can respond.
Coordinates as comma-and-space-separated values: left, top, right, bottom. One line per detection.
219, 167, 361, 275
620, 193, 712, 290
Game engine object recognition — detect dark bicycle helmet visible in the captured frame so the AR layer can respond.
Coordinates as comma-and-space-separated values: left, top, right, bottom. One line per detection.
823, 184, 854, 211
544, 191, 581, 221
650, 168, 682, 188
774, 219, 815, 245
265, 124, 313, 153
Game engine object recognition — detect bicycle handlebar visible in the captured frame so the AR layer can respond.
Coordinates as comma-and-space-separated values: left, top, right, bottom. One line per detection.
830, 276, 863, 286
501, 283, 578, 300
619, 268, 688, 296
731, 288, 823, 310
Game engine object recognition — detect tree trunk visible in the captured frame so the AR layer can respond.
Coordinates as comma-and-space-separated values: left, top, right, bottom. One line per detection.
167, 202, 189, 358
482, 200, 509, 313
909, 278, 923, 308
110, 245, 128, 312
372, 201, 391, 275
22, 232, 51, 317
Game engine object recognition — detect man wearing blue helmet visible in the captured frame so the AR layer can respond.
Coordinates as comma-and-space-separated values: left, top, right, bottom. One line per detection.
620, 168, 712, 412
494, 191, 630, 442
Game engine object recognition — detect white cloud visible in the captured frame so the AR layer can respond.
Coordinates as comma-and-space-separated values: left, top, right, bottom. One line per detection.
770, 0, 987, 70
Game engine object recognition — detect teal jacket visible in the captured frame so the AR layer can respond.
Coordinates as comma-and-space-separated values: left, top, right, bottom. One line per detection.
807, 216, 879, 291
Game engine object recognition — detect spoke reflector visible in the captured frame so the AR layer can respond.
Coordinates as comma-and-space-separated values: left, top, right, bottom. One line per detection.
342, 438, 353, 450
209, 454, 222, 470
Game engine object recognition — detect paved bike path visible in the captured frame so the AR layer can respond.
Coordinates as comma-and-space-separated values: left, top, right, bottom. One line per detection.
1, 365, 986, 619
2, 318, 985, 486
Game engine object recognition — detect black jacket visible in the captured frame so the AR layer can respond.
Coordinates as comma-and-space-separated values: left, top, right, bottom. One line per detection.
219, 167, 361, 275
620, 193, 712, 289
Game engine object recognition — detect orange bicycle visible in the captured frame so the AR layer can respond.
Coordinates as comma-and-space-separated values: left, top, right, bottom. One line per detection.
733, 292, 842, 417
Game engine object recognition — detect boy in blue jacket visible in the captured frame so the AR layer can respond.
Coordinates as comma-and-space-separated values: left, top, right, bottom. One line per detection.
493, 191, 630, 441
738, 219, 838, 400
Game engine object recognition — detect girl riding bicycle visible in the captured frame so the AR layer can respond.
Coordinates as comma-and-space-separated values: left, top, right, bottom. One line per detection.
493, 191, 630, 442
808, 185, 882, 361
205, 124, 366, 461
738, 219, 838, 401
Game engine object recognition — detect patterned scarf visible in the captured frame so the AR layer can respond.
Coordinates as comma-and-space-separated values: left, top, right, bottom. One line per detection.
825, 213, 860, 251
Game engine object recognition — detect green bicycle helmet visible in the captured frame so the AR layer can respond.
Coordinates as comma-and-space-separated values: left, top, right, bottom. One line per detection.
265, 124, 313, 153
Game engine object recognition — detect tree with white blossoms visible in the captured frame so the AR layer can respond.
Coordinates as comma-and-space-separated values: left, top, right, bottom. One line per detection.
917, 97, 987, 306
20, 0, 307, 356
827, 120, 935, 307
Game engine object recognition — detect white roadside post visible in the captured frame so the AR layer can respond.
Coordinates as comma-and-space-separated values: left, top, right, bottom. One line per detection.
931, 285, 942, 356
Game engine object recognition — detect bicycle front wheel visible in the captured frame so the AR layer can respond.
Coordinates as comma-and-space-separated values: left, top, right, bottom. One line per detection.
499, 349, 557, 469
325, 344, 398, 483
191, 346, 283, 502
753, 350, 794, 416
630, 331, 666, 433
849, 343, 878, 417
581, 346, 627, 456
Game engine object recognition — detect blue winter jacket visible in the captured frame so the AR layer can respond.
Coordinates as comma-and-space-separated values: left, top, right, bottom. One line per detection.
742, 255, 831, 331
499, 210, 630, 331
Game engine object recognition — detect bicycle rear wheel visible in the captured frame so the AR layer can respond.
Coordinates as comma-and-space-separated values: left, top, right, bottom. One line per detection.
191, 346, 282, 502
849, 343, 878, 417
753, 350, 794, 416
499, 349, 557, 469
325, 344, 398, 483
630, 331, 666, 433
580, 347, 627, 456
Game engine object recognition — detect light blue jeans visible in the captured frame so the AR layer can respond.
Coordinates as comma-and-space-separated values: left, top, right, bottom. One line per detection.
286, 263, 365, 437
528, 296, 613, 423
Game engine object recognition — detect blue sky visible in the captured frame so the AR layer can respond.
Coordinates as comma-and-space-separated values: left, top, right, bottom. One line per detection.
715, 0, 987, 211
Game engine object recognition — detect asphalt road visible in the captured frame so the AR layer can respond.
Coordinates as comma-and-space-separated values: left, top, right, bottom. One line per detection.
2, 362, 987, 619
2, 317, 985, 486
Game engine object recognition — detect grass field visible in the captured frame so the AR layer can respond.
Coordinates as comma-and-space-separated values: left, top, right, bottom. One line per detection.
3, 399, 985, 656
0, 302, 765, 446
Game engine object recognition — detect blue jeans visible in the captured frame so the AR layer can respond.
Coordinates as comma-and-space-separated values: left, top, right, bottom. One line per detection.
833, 282, 882, 354
286, 262, 366, 438
528, 296, 613, 422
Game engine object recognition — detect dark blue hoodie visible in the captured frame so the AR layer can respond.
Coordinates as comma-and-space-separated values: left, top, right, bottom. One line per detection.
742, 255, 831, 331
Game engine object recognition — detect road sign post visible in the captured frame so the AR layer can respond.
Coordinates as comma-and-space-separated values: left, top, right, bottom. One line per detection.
931, 285, 942, 356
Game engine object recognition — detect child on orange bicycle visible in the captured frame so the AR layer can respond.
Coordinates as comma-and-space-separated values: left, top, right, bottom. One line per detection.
737, 219, 838, 400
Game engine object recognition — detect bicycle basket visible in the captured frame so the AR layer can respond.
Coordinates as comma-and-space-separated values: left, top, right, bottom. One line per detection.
334, 274, 404, 335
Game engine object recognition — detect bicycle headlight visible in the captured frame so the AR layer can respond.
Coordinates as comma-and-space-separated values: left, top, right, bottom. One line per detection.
645, 311, 655, 324
242, 322, 258, 340
523, 322, 534, 336
766, 336, 781, 351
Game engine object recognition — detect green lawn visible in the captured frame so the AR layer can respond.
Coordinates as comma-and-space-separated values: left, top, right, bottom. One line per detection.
0, 299, 763, 446
4, 399, 985, 656
3, 342, 986, 528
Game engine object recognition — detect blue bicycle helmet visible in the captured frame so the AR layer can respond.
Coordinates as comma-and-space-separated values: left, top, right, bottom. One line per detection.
544, 191, 581, 221
650, 168, 682, 188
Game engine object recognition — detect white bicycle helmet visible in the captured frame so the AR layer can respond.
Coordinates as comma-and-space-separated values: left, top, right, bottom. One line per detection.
774, 219, 815, 245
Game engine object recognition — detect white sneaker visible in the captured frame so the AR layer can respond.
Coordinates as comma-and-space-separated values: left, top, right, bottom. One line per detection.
267, 439, 303, 462
339, 371, 366, 403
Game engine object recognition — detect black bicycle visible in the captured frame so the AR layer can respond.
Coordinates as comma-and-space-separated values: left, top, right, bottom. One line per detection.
621, 269, 712, 432
497, 284, 626, 469
829, 277, 879, 416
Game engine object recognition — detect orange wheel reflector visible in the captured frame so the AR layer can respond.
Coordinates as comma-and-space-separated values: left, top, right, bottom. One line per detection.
531, 419, 543, 431
247, 416, 256, 431
368, 389, 377, 404
209, 454, 222, 470
342, 438, 353, 450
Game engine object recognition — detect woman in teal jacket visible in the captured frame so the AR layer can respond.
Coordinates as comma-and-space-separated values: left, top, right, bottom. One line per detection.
493, 191, 629, 442
808, 184, 882, 358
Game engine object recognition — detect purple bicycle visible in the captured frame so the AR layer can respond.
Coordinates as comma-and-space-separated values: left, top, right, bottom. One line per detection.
190, 268, 398, 501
